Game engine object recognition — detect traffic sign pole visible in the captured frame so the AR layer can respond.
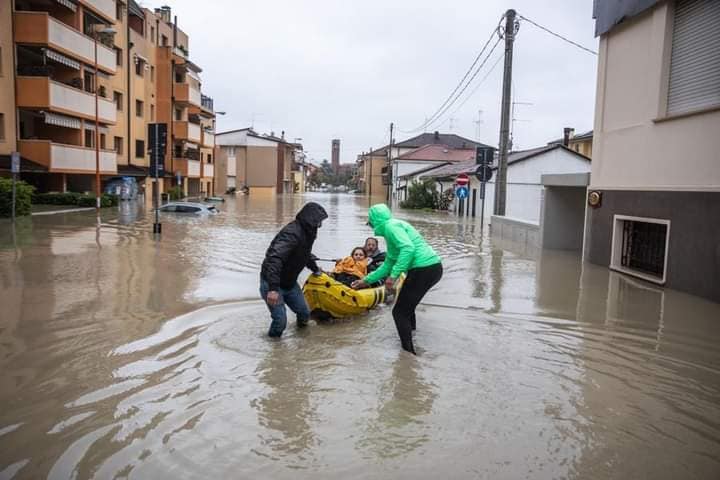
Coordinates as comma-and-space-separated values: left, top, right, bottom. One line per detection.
10, 152, 20, 223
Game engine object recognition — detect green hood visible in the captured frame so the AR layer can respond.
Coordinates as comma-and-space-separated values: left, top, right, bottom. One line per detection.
368, 203, 392, 236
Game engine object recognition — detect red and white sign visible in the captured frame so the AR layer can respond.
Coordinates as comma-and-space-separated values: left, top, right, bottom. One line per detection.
455, 173, 469, 186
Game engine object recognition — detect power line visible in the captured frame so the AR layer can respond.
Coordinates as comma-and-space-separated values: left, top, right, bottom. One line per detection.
517, 14, 597, 56
400, 14, 506, 134
422, 38, 502, 131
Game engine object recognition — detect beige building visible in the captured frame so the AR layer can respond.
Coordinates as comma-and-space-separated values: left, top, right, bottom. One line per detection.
215, 128, 303, 195
584, 0, 720, 302
0, 1, 217, 200
355, 148, 388, 198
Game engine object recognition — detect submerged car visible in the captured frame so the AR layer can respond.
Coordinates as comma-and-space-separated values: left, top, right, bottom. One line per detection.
158, 202, 217, 214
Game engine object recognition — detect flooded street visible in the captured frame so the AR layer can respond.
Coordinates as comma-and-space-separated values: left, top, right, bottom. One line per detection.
1, 193, 719, 479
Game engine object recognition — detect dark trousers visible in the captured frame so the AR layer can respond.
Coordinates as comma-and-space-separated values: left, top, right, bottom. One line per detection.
392, 262, 443, 354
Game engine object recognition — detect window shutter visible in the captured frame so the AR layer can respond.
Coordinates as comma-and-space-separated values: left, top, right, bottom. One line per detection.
667, 0, 720, 115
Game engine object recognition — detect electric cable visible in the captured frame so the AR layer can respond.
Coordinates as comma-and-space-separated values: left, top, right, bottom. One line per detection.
517, 14, 597, 55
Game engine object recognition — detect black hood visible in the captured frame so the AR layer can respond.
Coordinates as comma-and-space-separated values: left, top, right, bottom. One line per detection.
295, 202, 328, 230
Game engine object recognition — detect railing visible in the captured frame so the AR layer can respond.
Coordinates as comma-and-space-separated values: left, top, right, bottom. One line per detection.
16, 76, 116, 123
14, 12, 116, 74
202, 130, 215, 147
174, 83, 201, 106
201, 94, 213, 112
175, 148, 200, 161
203, 163, 214, 178
18, 139, 117, 172
173, 121, 202, 142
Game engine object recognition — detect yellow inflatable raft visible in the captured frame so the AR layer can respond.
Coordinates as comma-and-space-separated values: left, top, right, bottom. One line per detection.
302, 273, 401, 319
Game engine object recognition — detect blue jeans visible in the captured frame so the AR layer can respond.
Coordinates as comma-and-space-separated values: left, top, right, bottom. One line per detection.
259, 279, 311, 337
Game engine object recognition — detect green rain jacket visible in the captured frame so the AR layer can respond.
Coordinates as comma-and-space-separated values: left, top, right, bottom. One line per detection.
364, 204, 441, 284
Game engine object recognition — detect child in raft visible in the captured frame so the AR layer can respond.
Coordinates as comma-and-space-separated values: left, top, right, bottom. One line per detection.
332, 247, 368, 287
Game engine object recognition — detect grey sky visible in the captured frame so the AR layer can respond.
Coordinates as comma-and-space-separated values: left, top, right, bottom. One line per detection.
143, 0, 598, 164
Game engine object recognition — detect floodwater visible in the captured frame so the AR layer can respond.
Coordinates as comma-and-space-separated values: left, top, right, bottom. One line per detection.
1, 193, 719, 480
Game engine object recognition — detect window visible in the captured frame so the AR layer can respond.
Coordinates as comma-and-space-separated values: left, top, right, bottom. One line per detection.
136, 100, 143, 117
161, 34, 168, 46
175, 72, 183, 83
114, 91, 123, 110
667, 0, 720, 115
150, 104, 155, 121
207, 154, 212, 163
0, 47, 3, 76
114, 136, 123, 154
611, 215, 671, 284
100, 133, 106, 150
85, 129, 94, 148
135, 59, 144, 77
175, 108, 182, 121
0, 113, 5, 141
150, 65, 155, 82
135, 140, 145, 158
150, 26, 155, 43
116, 2, 123, 20
115, 47, 122, 66
83, 71, 94, 93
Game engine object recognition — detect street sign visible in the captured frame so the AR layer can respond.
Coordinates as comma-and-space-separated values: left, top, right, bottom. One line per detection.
475, 164, 493, 182
455, 185, 469, 199
10, 152, 20, 174
456, 173, 470, 186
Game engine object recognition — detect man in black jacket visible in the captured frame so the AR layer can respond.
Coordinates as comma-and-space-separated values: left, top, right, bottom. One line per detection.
260, 202, 328, 337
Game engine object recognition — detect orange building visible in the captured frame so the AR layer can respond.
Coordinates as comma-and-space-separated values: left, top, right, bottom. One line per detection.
0, 1, 217, 200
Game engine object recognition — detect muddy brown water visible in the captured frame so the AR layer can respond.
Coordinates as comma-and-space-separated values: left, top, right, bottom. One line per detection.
1, 194, 719, 479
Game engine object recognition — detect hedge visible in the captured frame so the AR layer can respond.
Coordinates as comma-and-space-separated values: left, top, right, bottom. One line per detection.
0, 178, 35, 217
33, 191, 119, 208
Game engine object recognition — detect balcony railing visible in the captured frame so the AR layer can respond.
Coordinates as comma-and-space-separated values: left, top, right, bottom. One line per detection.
18, 140, 117, 173
80, 0, 116, 23
202, 163, 214, 178
16, 76, 116, 123
174, 83, 201, 107
202, 130, 215, 147
173, 121, 202, 142
174, 158, 201, 178
174, 148, 200, 161
14, 12, 116, 74
201, 94, 213, 112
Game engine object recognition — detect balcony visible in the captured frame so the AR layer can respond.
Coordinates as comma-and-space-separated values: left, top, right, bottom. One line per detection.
174, 83, 201, 106
202, 130, 215, 147
174, 121, 202, 142
14, 12, 116, 74
16, 76, 116, 123
202, 163, 214, 178
201, 94, 214, 113
79, 0, 116, 23
18, 140, 117, 173
174, 158, 201, 178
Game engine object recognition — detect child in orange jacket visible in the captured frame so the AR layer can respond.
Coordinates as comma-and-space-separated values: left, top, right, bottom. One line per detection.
333, 247, 368, 287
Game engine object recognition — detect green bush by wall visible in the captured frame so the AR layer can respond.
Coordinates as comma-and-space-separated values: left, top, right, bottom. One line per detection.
0, 178, 35, 217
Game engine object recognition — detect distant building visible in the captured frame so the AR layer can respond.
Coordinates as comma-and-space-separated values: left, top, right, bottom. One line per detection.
215, 128, 302, 195
585, 0, 720, 302
548, 128, 593, 159
331, 139, 340, 174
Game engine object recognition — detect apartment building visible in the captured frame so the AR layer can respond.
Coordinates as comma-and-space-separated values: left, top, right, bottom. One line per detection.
215, 128, 303, 195
585, 0, 720, 302
0, 1, 216, 200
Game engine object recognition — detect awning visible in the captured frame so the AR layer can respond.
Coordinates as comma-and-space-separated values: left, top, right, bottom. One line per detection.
84, 123, 110, 134
133, 53, 149, 64
55, 0, 77, 12
184, 142, 199, 149
43, 111, 82, 129
43, 48, 80, 70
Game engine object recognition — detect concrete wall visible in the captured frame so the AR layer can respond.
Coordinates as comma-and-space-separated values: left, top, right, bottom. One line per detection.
591, 2, 720, 191
540, 186, 587, 250
491, 215, 540, 253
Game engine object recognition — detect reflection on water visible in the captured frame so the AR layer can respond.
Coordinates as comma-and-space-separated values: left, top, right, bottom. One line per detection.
1, 193, 719, 479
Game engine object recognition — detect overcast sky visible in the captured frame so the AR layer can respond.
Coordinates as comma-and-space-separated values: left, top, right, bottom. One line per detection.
143, 0, 598, 164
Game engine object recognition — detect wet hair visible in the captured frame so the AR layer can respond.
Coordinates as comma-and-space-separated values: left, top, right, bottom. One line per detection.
365, 237, 378, 247
351, 247, 366, 259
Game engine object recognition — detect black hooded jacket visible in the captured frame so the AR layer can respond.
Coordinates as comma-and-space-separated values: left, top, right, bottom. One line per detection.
261, 202, 328, 291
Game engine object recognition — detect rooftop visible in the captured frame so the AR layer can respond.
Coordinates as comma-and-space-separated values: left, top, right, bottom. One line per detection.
396, 144, 476, 162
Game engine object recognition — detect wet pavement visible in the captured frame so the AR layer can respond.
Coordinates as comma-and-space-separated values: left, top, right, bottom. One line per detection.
1, 193, 719, 479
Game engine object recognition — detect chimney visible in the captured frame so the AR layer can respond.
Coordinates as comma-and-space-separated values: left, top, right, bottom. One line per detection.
563, 127, 575, 147
157, 6, 171, 23
433, 131, 440, 141
281, 130, 285, 140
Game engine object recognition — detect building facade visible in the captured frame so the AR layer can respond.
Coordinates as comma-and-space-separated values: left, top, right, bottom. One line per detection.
584, 0, 720, 302
0, 1, 217, 201
215, 128, 302, 195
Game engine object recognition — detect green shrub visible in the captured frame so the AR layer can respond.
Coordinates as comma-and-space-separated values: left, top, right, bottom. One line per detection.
33, 191, 118, 208
400, 179, 439, 210
167, 186, 183, 200
0, 178, 35, 217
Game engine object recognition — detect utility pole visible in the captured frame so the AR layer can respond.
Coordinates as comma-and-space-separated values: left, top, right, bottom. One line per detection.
494, 9, 517, 216
387, 122, 394, 206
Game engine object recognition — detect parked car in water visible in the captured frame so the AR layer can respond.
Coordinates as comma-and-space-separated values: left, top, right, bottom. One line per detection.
158, 202, 218, 214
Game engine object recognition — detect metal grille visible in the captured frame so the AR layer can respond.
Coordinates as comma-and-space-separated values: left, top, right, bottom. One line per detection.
620, 221, 667, 277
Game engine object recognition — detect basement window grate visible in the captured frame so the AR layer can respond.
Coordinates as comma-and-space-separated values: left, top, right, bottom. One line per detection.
611, 215, 671, 285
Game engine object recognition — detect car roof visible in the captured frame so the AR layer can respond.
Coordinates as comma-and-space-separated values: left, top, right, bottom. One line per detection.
163, 202, 210, 207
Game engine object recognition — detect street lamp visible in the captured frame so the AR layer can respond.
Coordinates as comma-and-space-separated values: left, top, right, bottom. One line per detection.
93, 26, 116, 211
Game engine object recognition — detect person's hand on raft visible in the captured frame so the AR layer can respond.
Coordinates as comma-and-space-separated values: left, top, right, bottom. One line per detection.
266, 291, 281, 306
351, 279, 368, 290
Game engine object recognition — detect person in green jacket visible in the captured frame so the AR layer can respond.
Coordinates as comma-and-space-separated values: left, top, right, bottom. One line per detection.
352, 204, 443, 354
